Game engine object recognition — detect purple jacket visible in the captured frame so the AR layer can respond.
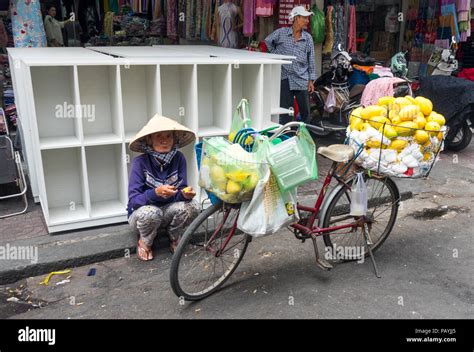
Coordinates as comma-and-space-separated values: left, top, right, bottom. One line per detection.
127, 151, 189, 216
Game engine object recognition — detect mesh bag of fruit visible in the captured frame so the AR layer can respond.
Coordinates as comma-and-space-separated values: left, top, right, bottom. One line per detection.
198, 137, 269, 203
346, 96, 446, 178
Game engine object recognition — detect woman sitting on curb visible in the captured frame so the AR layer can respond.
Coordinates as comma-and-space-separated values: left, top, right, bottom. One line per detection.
127, 115, 200, 261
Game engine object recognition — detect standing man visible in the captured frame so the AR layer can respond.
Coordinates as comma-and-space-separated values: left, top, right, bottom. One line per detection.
265, 6, 316, 125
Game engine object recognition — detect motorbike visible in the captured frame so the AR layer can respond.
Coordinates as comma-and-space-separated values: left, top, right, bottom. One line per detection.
309, 48, 412, 138
417, 75, 473, 151
308, 46, 368, 137
412, 38, 472, 151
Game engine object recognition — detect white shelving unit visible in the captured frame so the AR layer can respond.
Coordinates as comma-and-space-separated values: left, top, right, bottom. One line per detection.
8, 47, 292, 233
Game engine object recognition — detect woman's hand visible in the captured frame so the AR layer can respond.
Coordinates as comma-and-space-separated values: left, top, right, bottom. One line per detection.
181, 186, 196, 200
155, 185, 177, 198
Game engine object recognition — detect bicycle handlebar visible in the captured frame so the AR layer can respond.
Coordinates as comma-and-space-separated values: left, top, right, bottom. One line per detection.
268, 122, 325, 141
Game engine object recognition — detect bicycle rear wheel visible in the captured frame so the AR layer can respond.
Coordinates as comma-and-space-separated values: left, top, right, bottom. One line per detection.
170, 201, 250, 301
322, 175, 399, 261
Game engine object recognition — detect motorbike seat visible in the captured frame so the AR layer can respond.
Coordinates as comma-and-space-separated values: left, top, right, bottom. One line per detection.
349, 84, 365, 99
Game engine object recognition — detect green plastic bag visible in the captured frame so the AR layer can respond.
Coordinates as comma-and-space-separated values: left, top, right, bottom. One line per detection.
310, 5, 325, 44
229, 99, 252, 142
266, 125, 318, 192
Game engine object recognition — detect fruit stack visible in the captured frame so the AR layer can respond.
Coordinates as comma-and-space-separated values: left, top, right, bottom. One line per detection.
347, 96, 446, 177
199, 137, 266, 203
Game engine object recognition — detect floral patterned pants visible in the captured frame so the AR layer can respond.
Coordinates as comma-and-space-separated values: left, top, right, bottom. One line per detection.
128, 200, 200, 247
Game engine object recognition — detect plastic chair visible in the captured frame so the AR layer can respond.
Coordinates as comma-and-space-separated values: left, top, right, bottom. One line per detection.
0, 111, 28, 219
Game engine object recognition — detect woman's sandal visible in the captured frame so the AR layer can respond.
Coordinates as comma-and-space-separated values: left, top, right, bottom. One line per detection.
137, 240, 153, 261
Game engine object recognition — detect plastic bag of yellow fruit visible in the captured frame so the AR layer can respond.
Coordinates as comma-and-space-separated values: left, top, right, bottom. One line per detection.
345, 96, 446, 178
199, 137, 268, 203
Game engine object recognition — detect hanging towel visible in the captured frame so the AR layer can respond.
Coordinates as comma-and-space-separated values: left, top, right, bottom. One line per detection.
361, 77, 407, 107
243, 0, 257, 37
347, 5, 356, 53
322, 6, 334, 54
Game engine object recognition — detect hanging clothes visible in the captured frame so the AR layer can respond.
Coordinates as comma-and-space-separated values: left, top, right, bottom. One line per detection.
243, 0, 257, 37
322, 5, 334, 54
167, 0, 178, 41
333, 4, 346, 54
256, 0, 274, 17
11, 0, 47, 47
347, 5, 356, 53
217, 1, 239, 48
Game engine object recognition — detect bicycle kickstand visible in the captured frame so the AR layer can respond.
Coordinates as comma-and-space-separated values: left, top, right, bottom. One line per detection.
310, 234, 333, 271
363, 223, 381, 278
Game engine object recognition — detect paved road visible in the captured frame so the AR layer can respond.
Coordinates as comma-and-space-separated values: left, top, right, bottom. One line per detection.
1, 138, 473, 319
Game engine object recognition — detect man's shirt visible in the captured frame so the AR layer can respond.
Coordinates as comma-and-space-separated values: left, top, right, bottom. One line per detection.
265, 27, 316, 90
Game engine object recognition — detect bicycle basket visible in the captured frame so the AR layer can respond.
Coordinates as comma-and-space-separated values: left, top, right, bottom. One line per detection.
198, 137, 268, 204
346, 97, 446, 178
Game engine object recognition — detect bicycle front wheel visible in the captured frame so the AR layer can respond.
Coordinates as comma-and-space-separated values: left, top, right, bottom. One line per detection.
170, 201, 250, 301
322, 175, 400, 261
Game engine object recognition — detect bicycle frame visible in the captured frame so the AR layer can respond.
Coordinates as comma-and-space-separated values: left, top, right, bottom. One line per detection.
290, 162, 363, 238
206, 161, 364, 258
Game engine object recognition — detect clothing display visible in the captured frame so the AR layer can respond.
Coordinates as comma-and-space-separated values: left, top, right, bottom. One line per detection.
11, 0, 47, 47
217, 1, 239, 48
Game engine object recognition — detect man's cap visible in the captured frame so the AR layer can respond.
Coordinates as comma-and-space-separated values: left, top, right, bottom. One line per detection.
289, 6, 314, 20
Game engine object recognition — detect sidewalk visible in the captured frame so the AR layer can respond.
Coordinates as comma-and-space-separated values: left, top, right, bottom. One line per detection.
3, 135, 471, 285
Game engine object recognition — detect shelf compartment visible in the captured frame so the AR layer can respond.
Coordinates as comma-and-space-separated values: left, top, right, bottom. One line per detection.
196, 65, 231, 136
41, 147, 89, 225
77, 65, 122, 145
121, 65, 160, 138
30, 66, 81, 149
159, 64, 197, 131
231, 64, 263, 129
85, 144, 127, 219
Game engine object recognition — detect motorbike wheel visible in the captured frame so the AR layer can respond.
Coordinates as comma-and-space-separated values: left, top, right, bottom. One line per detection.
446, 120, 472, 151
308, 110, 333, 138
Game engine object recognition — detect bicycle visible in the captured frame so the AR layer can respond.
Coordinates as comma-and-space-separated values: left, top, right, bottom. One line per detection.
170, 122, 401, 301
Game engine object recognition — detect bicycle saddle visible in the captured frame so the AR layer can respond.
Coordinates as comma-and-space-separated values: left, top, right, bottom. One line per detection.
317, 144, 355, 163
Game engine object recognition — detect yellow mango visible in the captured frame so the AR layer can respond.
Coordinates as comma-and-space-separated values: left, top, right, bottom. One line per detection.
427, 113, 446, 126
349, 107, 364, 123
425, 121, 441, 136
414, 115, 427, 129
226, 180, 242, 194
395, 121, 418, 137
399, 105, 420, 121
415, 96, 433, 116
369, 116, 390, 129
388, 139, 408, 152
361, 105, 387, 120
414, 130, 430, 145
377, 96, 396, 107
379, 125, 398, 139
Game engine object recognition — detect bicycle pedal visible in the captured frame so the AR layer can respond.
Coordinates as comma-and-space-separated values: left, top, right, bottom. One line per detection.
316, 258, 333, 271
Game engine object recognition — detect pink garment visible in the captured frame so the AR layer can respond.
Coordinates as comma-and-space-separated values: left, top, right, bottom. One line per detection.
243, 0, 257, 36
347, 5, 356, 53
360, 77, 407, 107
373, 65, 394, 77
256, 0, 274, 17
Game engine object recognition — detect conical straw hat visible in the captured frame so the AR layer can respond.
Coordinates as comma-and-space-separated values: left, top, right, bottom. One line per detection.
129, 114, 196, 153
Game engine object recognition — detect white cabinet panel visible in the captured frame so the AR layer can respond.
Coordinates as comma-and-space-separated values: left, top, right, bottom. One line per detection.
85, 144, 127, 219
41, 147, 89, 225
159, 64, 197, 131
31, 66, 81, 149
78, 65, 122, 145
121, 65, 160, 142
197, 65, 231, 137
